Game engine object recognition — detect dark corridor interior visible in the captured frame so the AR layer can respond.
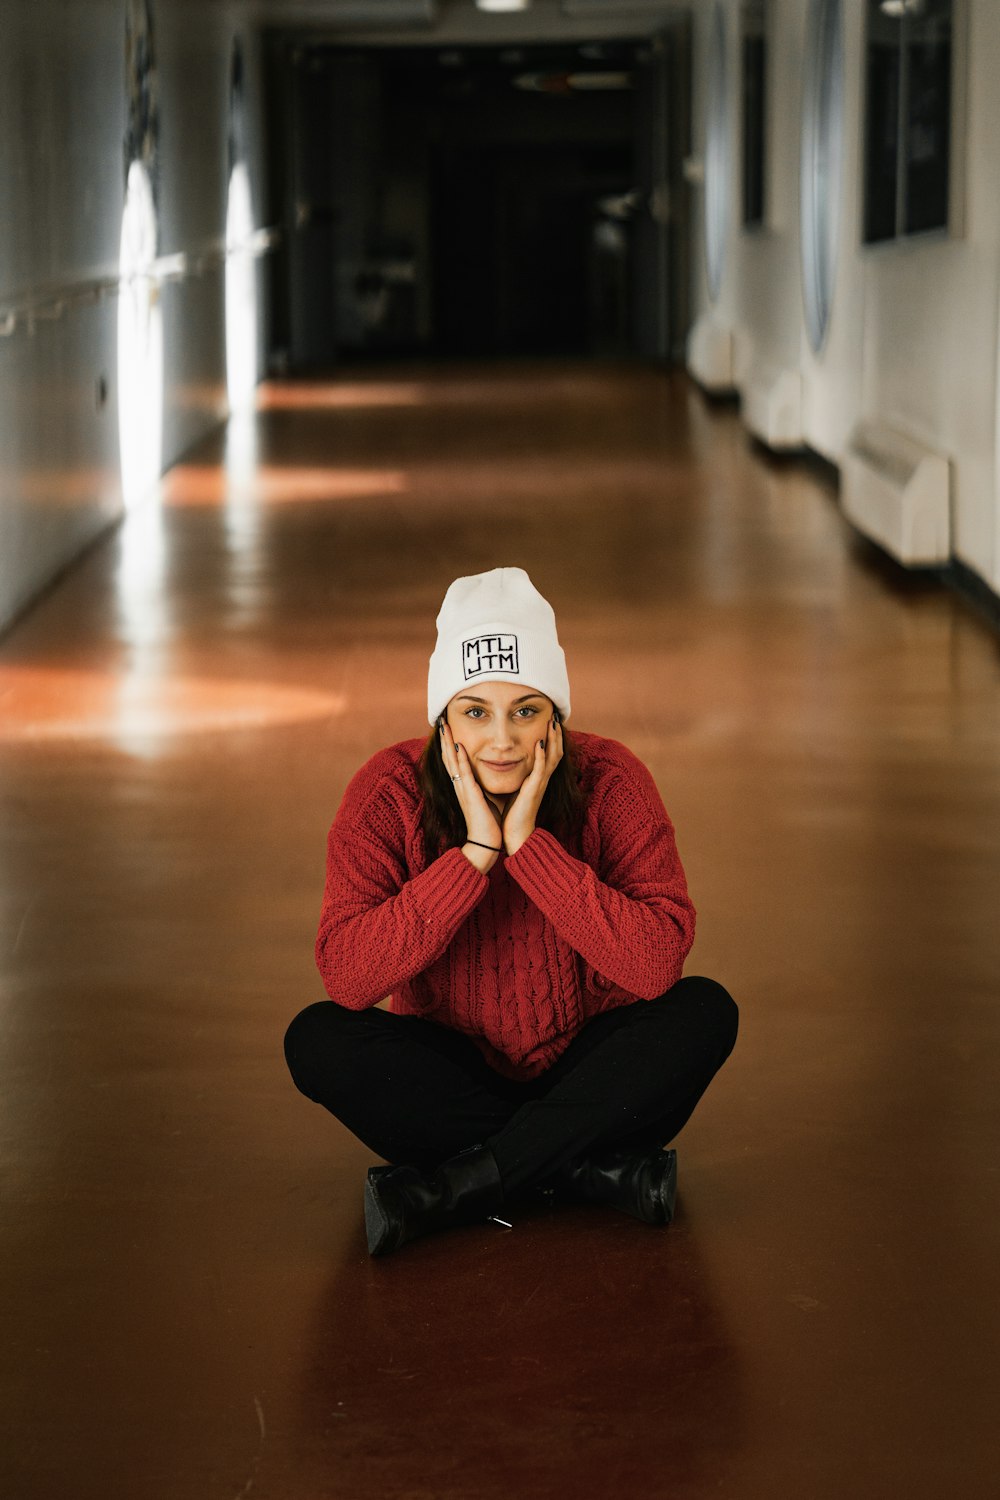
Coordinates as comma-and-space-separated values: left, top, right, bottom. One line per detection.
431, 140, 628, 357
266, 36, 687, 366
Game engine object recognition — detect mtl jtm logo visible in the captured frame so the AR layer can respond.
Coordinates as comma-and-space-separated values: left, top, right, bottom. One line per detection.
463, 634, 519, 679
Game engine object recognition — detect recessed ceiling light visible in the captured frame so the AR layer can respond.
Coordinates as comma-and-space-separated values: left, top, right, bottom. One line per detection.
476, 0, 532, 13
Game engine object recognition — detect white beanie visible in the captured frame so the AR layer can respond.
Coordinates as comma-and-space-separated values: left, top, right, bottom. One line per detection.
427, 567, 571, 725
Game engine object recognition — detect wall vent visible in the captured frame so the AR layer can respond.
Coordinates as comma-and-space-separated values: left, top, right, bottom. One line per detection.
741, 363, 803, 451
842, 420, 951, 566
685, 314, 736, 393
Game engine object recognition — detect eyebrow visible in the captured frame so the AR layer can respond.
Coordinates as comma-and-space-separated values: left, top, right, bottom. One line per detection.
455, 693, 545, 705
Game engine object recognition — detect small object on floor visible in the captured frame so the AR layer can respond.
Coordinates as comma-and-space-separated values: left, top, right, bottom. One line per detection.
364, 1145, 506, 1258
555, 1146, 678, 1225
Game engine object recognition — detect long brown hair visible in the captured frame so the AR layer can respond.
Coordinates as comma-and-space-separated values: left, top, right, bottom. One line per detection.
418, 718, 585, 862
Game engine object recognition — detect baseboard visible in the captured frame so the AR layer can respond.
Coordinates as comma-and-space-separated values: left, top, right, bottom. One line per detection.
941, 557, 1000, 634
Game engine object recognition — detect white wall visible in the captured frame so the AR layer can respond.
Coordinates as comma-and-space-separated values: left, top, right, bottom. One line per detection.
688, 0, 1000, 596
0, 0, 268, 633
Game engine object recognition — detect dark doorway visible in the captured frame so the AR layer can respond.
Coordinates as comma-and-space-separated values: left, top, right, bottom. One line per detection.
431, 142, 628, 357
265, 34, 690, 368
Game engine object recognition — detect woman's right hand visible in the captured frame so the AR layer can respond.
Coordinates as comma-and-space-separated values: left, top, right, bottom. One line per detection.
439, 720, 503, 866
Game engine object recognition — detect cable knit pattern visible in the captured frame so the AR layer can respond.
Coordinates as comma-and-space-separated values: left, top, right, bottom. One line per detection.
315, 732, 696, 1080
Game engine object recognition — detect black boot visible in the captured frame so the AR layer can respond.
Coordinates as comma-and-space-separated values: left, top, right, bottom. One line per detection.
363, 1145, 506, 1258
554, 1147, 677, 1226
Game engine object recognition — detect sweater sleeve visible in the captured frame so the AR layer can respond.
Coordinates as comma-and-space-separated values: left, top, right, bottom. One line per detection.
315, 754, 488, 1009
504, 755, 695, 1001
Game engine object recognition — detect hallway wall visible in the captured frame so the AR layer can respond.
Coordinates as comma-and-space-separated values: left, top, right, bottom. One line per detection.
0, 0, 267, 633
688, 0, 1000, 596
6, 1, 1000, 630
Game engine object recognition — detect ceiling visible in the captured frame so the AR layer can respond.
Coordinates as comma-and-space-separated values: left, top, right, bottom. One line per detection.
246, 0, 685, 44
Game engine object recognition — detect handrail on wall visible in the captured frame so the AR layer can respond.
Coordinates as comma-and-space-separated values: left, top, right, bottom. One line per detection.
0, 226, 281, 339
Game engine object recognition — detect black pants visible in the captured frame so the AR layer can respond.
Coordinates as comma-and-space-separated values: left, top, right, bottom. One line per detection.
284, 976, 738, 1198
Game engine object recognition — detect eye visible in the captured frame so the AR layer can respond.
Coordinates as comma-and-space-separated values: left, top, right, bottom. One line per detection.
463, 707, 486, 720
515, 705, 540, 719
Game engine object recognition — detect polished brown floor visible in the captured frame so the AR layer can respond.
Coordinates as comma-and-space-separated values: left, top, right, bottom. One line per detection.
2, 363, 999, 1499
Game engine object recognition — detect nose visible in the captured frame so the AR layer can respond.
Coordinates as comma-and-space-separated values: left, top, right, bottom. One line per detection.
489, 719, 516, 751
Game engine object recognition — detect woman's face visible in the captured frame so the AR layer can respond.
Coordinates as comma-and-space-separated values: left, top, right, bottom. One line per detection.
445, 682, 555, 799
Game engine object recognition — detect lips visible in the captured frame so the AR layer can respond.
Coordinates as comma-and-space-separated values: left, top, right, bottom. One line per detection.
481, 760, 520, 771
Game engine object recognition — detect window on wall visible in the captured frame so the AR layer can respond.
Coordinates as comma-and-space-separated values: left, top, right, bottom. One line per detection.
704, 2, 729, 302
741, 0, 767, 227
863, 0, 953, 244
801, 0, 844, 353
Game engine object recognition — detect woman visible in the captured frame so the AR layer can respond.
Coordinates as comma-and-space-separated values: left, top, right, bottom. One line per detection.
284, 567, 737, 1257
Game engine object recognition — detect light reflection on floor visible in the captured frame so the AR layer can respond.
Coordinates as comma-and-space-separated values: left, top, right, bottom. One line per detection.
256, 382, 428, 410
0, 664, 345, 749
162, 464, 409, 506
254, 371, 627, 412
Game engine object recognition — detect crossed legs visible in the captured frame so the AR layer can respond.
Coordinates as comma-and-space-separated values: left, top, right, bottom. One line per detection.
284, 976, 738, 1197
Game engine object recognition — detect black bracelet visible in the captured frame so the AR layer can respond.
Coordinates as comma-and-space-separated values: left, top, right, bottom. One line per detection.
465, 839, 502, 853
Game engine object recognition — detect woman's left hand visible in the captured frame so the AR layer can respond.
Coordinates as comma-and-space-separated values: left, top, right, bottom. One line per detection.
501, 716, 563, 856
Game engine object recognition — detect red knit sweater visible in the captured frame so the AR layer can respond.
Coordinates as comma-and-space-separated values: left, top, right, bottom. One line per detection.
315, 731, 696, 1080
